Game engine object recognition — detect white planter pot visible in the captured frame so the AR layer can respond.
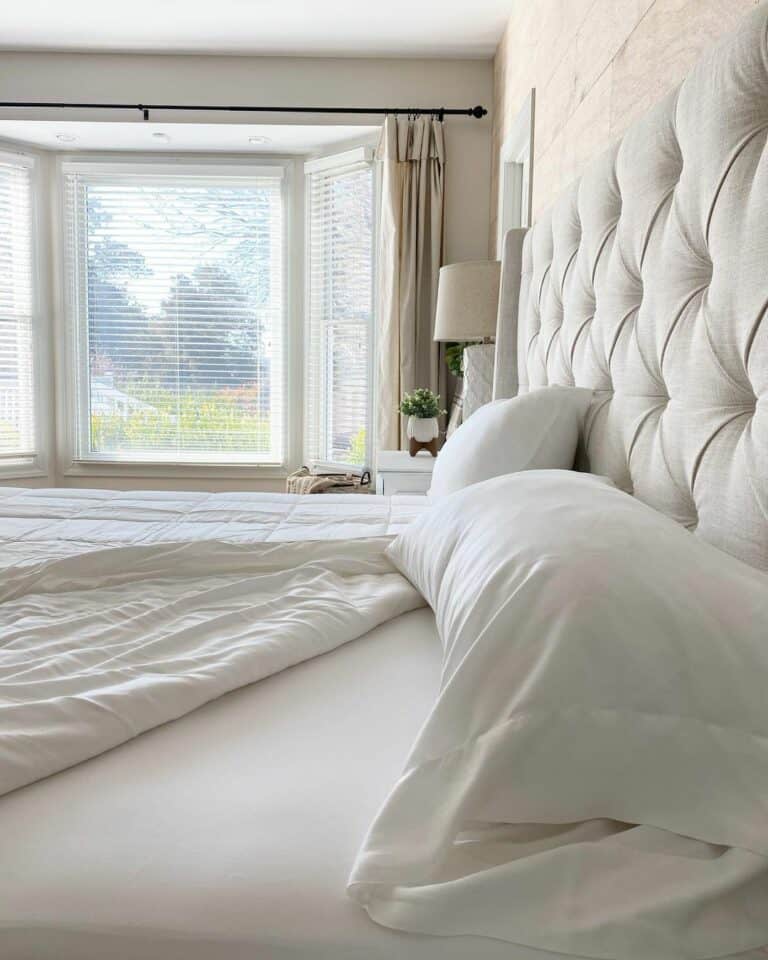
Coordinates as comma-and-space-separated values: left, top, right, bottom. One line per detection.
407, 416, 439, 442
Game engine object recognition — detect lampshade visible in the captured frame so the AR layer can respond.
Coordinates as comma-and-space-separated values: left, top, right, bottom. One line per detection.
433, 259, 501, 342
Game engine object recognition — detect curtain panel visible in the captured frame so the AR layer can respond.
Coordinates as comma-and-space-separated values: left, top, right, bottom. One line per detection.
376, 116, 446, 451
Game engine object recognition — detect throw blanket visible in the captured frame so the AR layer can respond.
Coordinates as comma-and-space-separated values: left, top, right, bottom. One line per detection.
0, 537, 423, 797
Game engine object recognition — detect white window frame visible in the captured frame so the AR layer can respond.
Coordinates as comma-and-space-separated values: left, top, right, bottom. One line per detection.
497, 89, 535, 253
0, 146, 50, 481
54, 154, 299, 480
303, 145, 377, 470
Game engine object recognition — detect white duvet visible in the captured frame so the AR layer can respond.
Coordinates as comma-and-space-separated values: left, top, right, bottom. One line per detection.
0, 535, 423, 797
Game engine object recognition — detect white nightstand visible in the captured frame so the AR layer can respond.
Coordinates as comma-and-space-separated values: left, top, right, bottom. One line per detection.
375, 450, 436, 496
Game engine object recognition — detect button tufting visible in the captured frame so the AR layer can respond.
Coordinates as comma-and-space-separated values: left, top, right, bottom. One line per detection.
513, 13, 768, 574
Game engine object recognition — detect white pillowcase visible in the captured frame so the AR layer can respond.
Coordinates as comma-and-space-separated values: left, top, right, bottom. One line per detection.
350, 470, 768, 959
429, 386, 592, 498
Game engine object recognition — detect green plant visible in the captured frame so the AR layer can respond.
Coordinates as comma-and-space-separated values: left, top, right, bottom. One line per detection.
398, 388, 446, 419
0, 420, 21, 448
89, 380, 271, 455
348, 426, 367, 465
445, 341, 470, 377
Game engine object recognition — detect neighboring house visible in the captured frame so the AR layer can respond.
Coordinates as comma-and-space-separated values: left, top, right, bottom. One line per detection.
0, 380, 19, 425
90, 373, 157, 418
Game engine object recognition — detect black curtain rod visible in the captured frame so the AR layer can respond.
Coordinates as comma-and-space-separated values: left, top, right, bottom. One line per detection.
0, 101, 487, 121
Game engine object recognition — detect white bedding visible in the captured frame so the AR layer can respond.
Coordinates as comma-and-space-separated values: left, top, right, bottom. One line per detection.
1, 488, 508, 959
0, 609, 530, 960
4, 481, 768, 960
0, 535, 425, 796
0, 489, 430, 794
0, 490, 426, 797
0, 487, 425, 564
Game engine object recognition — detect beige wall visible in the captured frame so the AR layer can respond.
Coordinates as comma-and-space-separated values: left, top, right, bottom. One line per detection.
0, 51, 492, 267
490, 0, 760, 252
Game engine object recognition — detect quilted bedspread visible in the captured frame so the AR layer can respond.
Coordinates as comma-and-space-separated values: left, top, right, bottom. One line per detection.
0, 488, 427, 564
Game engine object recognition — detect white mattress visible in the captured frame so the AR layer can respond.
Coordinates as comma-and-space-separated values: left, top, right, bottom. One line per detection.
0, 608, 550, 960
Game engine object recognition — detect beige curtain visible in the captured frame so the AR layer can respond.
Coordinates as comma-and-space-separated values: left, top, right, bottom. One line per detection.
376, 116, 446, 451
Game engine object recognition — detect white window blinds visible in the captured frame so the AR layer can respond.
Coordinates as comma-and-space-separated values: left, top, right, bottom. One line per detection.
0, 154, 35, 465
64, 164, 285, 465
305, 152, 374, 467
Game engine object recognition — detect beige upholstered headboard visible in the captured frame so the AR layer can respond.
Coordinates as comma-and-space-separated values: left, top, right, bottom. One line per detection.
495, 5, 768, 571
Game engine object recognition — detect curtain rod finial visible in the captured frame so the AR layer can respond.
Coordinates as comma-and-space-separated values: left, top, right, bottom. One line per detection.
470, 105, 487, 119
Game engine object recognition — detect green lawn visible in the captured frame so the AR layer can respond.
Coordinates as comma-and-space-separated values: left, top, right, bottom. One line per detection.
90, 383, 271, 455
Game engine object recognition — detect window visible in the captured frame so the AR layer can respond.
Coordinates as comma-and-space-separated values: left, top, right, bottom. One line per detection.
305, 149, 375, 468
497, 88, 535, 252
63, 163, 285, 465
0, 153, 36, 468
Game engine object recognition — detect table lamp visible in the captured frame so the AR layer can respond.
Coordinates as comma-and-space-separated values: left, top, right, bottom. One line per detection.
434, 260, 501, 426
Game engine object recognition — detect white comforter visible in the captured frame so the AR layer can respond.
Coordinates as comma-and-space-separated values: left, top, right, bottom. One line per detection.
0, 533, 424, 797
0, 487, 425, 564
0, 489, 428, 795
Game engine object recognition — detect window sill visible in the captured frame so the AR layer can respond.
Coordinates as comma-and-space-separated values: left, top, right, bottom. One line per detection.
60, 460, 290, 482
0, 463, 48, 482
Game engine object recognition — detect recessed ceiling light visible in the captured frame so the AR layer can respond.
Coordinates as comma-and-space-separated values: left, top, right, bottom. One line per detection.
248, 135, 272, 146
152, 132, 170, 142
56, 134, 77, 143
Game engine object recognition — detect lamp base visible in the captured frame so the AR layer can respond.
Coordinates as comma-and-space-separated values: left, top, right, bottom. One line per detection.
463, 342, 495, 420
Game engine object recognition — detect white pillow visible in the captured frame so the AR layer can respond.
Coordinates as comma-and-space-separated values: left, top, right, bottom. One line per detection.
429, 386, 592, 498
350, 470, 768, 959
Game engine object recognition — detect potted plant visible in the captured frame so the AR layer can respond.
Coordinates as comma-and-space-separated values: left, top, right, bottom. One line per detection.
399, 388, 446, 456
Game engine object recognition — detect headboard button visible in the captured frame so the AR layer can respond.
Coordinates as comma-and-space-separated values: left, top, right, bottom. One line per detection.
697, 251, 714, 284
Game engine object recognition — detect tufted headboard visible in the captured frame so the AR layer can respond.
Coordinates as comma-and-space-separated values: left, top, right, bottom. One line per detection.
496, 5, 768, 571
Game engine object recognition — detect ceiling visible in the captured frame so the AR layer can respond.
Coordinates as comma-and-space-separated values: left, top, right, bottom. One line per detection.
0, 121, 379, 154
0, 0, 512, 58
0, 1, 510, 58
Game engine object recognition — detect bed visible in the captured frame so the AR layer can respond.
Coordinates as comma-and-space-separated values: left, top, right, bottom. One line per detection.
2, 6, 768, 959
